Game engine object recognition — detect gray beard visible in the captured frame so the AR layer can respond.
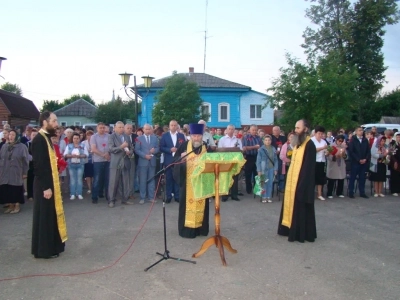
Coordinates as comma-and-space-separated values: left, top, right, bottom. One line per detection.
192, 141, 202, 148
291, 132, 308, 148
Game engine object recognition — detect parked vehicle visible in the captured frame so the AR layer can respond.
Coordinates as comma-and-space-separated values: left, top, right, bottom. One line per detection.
361, 123, 400, 133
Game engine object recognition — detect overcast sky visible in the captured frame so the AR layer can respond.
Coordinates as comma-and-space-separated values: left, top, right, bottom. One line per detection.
1, 0, 399, 108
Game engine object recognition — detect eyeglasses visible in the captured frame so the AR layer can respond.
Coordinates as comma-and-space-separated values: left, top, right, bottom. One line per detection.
336, 140, 343, 143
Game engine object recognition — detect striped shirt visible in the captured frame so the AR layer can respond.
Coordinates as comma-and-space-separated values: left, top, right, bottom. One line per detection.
242, 134, 262, 156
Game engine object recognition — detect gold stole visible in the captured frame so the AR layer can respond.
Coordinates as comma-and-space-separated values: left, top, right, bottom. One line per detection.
281, 136, 310, 228
185, 141, 207, 228
39, 130, 68, 242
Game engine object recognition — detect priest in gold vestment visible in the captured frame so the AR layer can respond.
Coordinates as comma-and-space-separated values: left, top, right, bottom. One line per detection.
174, 123, 209, 238
278, 119, 317, 243
32, 112, 67, 259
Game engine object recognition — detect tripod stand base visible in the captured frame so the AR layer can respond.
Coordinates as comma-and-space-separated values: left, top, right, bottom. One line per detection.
144, 250, 197, 272
192, 234, 237, 266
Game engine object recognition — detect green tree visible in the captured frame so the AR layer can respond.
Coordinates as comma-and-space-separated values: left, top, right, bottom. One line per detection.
152, 71, 209, 126
94, 97, 138, 125
41, 100, 63, 112
302, 0, 400, 123
348, 0, 400, 122
267, 52, 359, 131
302, 0, 353, 60
363, 88, 400, 123
1, 82, 23, 96
63, 93, 96, 106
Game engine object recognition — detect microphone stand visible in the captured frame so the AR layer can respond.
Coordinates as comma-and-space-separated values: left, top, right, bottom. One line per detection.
144, 149, 199, 272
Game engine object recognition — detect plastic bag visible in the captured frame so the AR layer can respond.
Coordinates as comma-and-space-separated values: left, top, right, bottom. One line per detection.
253, 175, 265, 196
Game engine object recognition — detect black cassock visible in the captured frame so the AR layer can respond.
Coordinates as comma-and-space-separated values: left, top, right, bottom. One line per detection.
31, 132, 65, 258
173, 141, 209, 238
278, 139, 317, 243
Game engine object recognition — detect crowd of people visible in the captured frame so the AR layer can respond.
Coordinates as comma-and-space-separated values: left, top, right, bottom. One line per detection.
1, 112, 400, 257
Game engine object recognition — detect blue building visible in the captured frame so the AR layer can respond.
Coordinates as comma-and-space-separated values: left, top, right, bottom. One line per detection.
137, 69, 273, 128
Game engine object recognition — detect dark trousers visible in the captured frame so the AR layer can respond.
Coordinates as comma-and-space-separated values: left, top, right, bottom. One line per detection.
222, 174, 239, 200
27, 167, 34, 198
165, 165, 180, 200
348, 163, 367, 196
327, 179, 344, 196
277, 160, 285, 191
244, 155, 257, 193
92, 161, 110, 201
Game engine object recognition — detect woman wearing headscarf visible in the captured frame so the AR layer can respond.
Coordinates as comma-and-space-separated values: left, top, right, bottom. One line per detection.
326, 135, 347, 199
0, 130, 29, 214
370, 135, 388, 197
389, 132, 400, 196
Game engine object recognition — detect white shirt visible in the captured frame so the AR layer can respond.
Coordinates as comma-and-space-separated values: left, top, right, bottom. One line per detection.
311, 137, 327, 162
63, 143, 89, 163
170, 131, 177, 156
202, 132, 216, 147
218, 135, 243, 150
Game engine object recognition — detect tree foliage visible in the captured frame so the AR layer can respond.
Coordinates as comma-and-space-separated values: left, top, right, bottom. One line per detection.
41, 93, 96, 112
63, 94, 95, 106
1, 82, 23, 96
94, 97, 139, 125
362, 88, 400, 123
302, 0, 400, 124
41, 100, 63, 112
267, 52, 359, 131
152, 72, 209, 126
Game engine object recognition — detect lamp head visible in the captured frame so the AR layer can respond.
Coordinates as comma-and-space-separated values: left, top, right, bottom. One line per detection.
141, 75, 154, 89
119, 72, 133, 87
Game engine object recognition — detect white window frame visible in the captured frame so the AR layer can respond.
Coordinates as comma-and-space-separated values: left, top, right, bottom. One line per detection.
61, 121, 67, 126
250, 104, 262, 120
218, 102, 230, 122
74, 121, 81, 126
201, 102, 211, 122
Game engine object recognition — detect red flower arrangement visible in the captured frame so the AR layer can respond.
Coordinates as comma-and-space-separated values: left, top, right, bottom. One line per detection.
327, 145, 338, 156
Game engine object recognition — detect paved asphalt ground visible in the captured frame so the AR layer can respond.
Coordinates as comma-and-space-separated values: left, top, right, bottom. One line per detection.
1, 181, 399, 300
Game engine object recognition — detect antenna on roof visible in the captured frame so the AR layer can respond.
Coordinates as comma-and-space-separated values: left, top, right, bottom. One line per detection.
203, 0, 209, 73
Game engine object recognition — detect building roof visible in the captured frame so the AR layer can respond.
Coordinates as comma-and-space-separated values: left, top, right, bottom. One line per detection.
379, 116, 400, 124
0, 89, 40, 120
138, 72, 251, 90
53, 98, 97, 117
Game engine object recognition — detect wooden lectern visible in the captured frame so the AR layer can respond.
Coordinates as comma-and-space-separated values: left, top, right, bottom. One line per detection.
192, 149, 243, 266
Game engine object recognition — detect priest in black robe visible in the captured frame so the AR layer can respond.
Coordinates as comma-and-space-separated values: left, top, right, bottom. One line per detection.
174, 123, 209, 238
278, 119, 317, 243
31, 111, 67, 259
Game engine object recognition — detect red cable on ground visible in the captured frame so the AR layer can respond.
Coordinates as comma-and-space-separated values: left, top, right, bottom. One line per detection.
0, 175, 165, 282
0, 156, 195, 282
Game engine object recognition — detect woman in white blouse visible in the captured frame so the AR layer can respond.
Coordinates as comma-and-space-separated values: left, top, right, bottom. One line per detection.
311, 126, 328, 201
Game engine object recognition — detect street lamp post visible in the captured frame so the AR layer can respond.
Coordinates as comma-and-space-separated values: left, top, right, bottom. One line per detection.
0, 57, 7, 79
119, 73, 154, 128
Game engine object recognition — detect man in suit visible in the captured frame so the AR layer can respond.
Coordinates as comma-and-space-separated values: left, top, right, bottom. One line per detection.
124, 123, 138, 198
160, 120, 186, 203
348, 127, 370, 199
107, 121, 134, 208
135, 124, 160, 204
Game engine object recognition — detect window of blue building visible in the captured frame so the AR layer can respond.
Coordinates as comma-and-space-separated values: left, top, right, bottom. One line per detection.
201, 102, 211, 122
218, 103, 230, 122
250, 104, 262, 119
